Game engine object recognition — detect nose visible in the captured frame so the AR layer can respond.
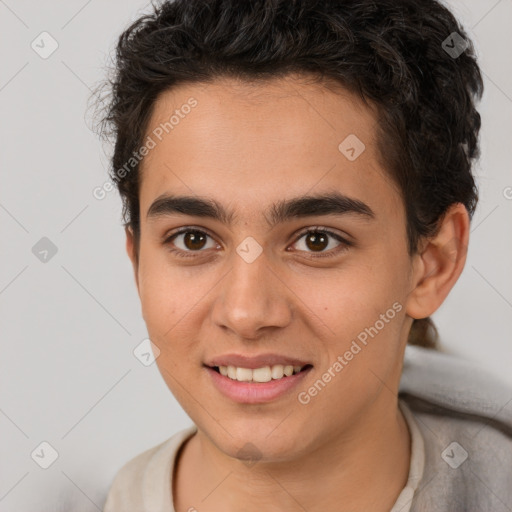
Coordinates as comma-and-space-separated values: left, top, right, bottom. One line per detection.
211, 247, 293, 340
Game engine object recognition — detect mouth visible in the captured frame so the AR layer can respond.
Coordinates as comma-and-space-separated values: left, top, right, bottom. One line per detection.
204, 362, 313, 404
208, 364, 313, 383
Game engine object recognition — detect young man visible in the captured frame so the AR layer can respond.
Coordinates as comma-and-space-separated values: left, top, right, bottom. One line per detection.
98, 0, 512, 510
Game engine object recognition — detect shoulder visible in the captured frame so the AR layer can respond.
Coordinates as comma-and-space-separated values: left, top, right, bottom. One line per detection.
399, 346, 512, 511
407, 406, 512, 511
103, 426, 197, 512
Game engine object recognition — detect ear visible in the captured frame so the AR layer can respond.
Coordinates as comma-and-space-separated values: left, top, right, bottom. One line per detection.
125, 225, 140, 293
406, 203, 470, 320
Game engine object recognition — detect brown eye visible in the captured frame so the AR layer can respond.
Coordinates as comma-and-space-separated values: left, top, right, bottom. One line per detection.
181, 230, 208, 250
164, 228, 218, 258
291, 228, 352, 258
304, 232, 329, 252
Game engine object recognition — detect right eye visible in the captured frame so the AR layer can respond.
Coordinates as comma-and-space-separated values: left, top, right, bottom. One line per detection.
163, 227, 220, 258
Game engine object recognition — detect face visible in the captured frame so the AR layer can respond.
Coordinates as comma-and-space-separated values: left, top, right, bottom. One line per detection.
128, 75, 419, 462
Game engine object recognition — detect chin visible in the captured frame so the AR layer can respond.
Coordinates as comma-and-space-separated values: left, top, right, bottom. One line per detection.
209, 421, 306, 463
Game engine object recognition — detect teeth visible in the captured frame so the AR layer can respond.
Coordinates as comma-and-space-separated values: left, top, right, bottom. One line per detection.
227, 366, 237, 379
252, 366, 272, 383
236, 367, 252, 381
218, 364, 305, 382
271, 364, 284, 379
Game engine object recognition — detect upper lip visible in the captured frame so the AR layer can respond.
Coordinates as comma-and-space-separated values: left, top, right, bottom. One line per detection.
205, 353, 312, 369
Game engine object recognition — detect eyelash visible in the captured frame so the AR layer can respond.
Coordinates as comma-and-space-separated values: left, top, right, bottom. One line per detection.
163, 226, 353, 260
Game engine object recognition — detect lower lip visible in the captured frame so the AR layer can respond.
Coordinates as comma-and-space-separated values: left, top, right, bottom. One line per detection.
205, 366, 313, 404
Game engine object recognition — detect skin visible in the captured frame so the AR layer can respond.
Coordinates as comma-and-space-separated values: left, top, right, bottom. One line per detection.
125, 74, 470, 511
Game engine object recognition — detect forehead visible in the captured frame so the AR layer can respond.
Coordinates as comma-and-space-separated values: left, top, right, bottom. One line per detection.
138, 75, 402, 225
146, 75, 377, 145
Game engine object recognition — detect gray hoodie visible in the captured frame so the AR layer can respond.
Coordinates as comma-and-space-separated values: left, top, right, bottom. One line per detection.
399, 345, 512, 511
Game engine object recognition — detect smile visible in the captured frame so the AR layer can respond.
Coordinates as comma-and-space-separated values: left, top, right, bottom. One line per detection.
213, 364, 311, 383
206, 364, 313, 404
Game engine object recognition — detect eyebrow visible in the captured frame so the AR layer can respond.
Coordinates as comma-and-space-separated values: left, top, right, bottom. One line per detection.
146, 191, 375, 228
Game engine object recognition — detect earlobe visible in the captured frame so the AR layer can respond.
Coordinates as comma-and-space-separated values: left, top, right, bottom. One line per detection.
406, 203, 470, 320
125, 225, 140, 292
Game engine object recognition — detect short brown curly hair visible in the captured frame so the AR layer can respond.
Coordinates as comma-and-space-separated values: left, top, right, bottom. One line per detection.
95, 0, 484, 350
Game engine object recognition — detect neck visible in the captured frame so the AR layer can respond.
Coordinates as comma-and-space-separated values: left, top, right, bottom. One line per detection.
174, 393, 411, 512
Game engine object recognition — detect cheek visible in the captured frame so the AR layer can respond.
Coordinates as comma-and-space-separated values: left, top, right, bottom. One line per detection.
138, 245, 188, 322
299, 268, 407, 415
312, 256, 409, 367
136, 252, 216, 370
137, 254, 187, 351
315, 264, 397, 327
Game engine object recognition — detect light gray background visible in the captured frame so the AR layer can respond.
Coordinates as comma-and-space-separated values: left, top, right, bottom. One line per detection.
1, 0, 511, 510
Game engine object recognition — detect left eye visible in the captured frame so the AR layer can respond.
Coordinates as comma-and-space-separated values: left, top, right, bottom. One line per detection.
290, 228, 352, 258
